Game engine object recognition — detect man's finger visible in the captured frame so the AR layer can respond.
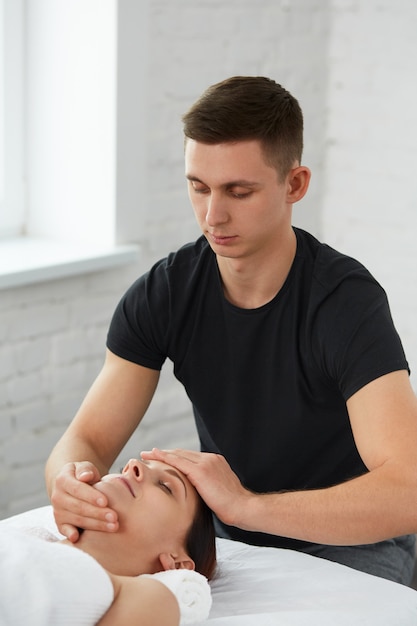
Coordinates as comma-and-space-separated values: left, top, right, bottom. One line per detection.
60, 523, 80, 543
74, 461, 101, 483
141, 447, 200, 464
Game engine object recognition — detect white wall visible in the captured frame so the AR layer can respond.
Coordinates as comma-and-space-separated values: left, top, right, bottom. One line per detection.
323, 0, 417, 388
1, 0, 416, 519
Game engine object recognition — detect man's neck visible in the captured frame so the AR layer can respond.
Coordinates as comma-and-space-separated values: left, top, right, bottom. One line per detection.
217, 229, 297, 309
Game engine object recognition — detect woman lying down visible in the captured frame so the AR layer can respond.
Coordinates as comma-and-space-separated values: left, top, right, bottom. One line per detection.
0, 458, 216, 626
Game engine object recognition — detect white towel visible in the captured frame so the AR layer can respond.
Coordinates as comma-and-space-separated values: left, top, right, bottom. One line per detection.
0, 529, 114, 626
141, 569, 212, 624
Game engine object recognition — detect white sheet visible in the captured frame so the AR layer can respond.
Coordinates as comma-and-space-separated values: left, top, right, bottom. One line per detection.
1, 506, 417, 625
201, 539, 417, 625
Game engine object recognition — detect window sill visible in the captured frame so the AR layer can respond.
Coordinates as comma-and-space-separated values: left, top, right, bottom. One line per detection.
0, 237, 140, 289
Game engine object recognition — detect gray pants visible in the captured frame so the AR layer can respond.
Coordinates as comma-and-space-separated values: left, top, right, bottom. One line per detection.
303, 534, 416, 586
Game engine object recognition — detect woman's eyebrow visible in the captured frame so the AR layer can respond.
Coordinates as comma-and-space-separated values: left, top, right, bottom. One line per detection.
165, 468, 188, 498
139, 458, 188, 497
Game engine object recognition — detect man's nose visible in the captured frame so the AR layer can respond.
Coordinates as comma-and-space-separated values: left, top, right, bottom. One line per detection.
206, 193, 229, 226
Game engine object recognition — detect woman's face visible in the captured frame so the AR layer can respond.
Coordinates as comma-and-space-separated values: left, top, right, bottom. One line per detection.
93, 458, 199, 574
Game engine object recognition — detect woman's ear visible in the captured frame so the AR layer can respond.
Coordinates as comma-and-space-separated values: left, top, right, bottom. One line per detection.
159, 552, 195, 572
286, 166, 311, 204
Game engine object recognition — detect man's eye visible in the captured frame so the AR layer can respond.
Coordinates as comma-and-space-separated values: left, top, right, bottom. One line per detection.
159, 481, 172, 494
232, 192, 251, 199
229, 188, 252, 199
192, 183, 209, 194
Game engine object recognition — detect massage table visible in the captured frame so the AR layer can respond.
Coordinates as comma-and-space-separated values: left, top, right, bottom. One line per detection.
1, 506, 416, 625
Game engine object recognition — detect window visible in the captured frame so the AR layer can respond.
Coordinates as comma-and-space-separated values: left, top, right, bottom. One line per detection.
1, 0, 148, 246
0, 0, 149, 287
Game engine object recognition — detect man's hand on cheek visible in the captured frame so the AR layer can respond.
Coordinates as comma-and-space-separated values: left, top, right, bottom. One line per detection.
51, 461, 119, 541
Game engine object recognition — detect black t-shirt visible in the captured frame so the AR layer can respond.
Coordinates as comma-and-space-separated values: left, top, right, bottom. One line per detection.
107, 228, 409, 549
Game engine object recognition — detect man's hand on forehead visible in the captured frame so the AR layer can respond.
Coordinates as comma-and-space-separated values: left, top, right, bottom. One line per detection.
141, 448, 251, 527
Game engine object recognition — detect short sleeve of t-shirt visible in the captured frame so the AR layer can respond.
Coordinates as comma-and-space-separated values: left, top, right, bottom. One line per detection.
106, 259, 172, 370
307, 242, 409, 401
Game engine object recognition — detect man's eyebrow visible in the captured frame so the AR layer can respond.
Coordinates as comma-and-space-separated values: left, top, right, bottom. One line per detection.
186, 174, 203, 182
186, 174, 260, 188
165, 468, 188, 498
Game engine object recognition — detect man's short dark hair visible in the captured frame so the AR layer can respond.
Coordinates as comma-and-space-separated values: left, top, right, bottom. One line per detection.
182, 76, 304, 180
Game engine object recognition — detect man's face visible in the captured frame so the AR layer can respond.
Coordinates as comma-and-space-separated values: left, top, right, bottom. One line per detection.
185, 139, 292, 263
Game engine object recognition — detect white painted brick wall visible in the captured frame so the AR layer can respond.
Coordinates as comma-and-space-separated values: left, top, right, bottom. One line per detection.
0, 254, 201, 519
2, 0, 416, 519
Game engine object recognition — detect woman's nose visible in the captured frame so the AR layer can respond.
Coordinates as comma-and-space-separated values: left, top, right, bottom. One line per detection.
123, 458, 146, 481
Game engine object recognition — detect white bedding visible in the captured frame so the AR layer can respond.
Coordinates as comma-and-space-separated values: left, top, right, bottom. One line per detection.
1, 506, 417, 625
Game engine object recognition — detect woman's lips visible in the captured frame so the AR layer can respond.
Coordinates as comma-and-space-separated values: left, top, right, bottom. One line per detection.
117, 477, 135, 497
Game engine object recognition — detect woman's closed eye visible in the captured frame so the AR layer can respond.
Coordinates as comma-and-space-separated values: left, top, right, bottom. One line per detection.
159, 480, 173, 495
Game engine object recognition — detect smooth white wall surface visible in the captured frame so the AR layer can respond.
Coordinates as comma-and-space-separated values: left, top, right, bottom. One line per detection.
1, 0, 417, 518
323, 0, 417, 387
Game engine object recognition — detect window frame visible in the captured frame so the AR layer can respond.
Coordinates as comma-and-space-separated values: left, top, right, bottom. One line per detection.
0, 0, 25, 239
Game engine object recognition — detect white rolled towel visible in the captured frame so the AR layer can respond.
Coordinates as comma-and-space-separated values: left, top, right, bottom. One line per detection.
141, 569, 212, 624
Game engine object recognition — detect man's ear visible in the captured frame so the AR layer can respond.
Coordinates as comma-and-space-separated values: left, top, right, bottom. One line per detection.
286, 165, 311, 204
159, 552, 195, 572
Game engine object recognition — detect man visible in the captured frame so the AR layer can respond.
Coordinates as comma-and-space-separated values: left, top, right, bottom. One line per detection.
46, 76, 417, 585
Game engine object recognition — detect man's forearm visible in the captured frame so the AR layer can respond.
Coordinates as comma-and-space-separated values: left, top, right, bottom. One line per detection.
142, 431, 417, 547
234, 464, 417, 545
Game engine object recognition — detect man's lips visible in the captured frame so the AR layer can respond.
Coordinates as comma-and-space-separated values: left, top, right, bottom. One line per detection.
208, 233, 237, 245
